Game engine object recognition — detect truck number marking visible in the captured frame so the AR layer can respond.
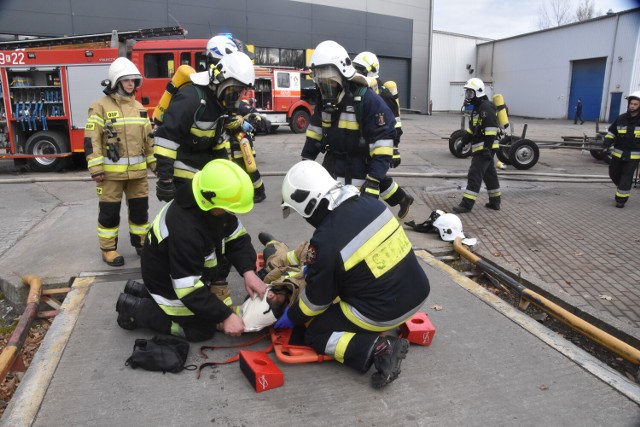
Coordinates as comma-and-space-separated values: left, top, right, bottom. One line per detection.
0, 51, 26, 65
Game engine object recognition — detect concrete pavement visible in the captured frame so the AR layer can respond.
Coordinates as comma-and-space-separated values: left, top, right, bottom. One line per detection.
0, 112, 639, 425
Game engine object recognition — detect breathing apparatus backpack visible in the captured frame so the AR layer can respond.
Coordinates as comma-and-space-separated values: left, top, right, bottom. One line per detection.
152, 64, 197, 125
492, 94, 509, 129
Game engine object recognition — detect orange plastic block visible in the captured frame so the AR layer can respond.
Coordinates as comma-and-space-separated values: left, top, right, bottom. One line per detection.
239, 350, 284, 393
399, 311, 436, 346
256, 253, 265, 270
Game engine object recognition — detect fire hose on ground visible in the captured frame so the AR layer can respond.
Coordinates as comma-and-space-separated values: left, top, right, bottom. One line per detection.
452, 237, 640, 367
0, 275, 42, 383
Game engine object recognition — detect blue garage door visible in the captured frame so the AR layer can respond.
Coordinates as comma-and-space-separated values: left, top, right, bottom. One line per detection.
568, 58, 606, 122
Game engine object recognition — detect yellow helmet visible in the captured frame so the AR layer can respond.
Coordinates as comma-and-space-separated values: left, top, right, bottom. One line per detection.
192, 159, 254, 214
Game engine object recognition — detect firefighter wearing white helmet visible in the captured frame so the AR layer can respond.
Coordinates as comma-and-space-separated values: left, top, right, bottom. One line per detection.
453, 77, 502, 214
604, 90, 640, 208
205, 35, 238, 65
302, 41, 401, 219
276, 160, 430, 388
85, 57, 155, 267
354, 51, 413, 218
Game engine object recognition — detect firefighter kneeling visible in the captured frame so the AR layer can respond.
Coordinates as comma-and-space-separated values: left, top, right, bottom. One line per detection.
275, 160, 431, 388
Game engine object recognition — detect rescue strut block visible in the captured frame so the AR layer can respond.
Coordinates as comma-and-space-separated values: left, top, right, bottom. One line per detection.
399, 311, 436, 346
239, 350, 284, 393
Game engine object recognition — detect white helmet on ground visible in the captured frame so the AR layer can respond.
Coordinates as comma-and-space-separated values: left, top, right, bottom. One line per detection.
107, 57, 142, 90
353, 51, 380, 78
206, 35, 238, 63
433, 213, 465, 242
464, 78, 486, 99
281, 161, 341, 218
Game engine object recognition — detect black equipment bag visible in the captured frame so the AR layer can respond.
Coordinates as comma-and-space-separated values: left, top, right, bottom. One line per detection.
125, 335, 193, 373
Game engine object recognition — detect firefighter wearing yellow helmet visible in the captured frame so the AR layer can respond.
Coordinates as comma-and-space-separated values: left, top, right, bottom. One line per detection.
85, 57, 156, 267
116, 159, 268, 341
354, 51, 414, 219
452, 77, 502, 214
604, 91, 640, 208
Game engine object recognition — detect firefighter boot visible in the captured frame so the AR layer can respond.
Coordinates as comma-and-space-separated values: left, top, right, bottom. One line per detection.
453, 199, 474, 214
370, 336, 410, 389
116, 293, 170, 332
131, 234, 144, 256
254, 183, 267, 203
485, 196, 501, 211
102, 250, 124, 267
398, 194, 414, 219
124, 279, 151, 299
211, 281, 233, 307
258, 232, 278, 260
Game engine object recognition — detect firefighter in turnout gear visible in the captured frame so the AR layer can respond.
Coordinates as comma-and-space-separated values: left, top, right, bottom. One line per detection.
153, 49, 265, 203
605, 91, 640, 208
85, 57, 156, 267
301, 41, 400, 214
116, 159, 267, 341
275, 161, 430, 388
453, 78, 501, 214
353, 51, 414, 218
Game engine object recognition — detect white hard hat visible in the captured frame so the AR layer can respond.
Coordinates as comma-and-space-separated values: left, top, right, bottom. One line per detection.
108, 57, 142, 89
464, 78, 486, 98
433, 213, 478, 246
281, 161, 340, 218
206, 35, 238, 62
626, 91, 640, 102
353, 51, 380, 78
310, 40, 356, 79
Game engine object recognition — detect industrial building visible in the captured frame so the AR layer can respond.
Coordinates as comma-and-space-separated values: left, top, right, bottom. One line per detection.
0, 0, 434, 114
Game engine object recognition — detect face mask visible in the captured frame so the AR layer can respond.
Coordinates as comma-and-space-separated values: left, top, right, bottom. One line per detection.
464, 89, 476, 104
312, 66, 344, 112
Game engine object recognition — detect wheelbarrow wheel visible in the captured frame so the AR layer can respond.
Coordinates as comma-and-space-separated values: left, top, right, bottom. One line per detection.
496, 135, 513, 165
509, 138, 539, 170
448, 129, 471, 158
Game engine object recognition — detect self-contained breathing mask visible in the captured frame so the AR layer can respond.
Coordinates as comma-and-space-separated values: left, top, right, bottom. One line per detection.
312, 65, 345, 113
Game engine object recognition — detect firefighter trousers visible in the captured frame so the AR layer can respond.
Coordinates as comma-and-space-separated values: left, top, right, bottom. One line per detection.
609, 158, 639, 205
380, 177, 407, 206
96, 178, 150, 252
304, 303, 390, 373
461, 152, 501, 209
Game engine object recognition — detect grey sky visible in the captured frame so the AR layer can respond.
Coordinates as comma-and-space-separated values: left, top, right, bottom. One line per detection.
433, 0, 640, 39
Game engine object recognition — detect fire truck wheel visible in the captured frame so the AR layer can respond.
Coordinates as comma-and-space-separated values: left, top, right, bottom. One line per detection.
25, 131, 70, 172
290, 110, 310, 134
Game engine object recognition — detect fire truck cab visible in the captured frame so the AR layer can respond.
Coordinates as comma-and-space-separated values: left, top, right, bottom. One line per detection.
132, 40, 314, 134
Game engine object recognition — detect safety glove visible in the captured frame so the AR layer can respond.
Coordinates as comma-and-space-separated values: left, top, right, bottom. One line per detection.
390, 147, 401, 168
274, 306, 294, 329
224, 114, 244, 130
156, 180, 176, 202
241, 120, 254, 133
360, 175, 380, 198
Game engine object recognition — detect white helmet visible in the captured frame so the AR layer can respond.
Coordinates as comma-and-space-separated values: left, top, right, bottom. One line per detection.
210, 52, 255, 109
353, 51, 380, 78
310, 40, 356, 79
206, 35, 238, 63
464, 78, 486, 99
432, 213, 465, 242
626, 91, 640, 102
281, 161, 340, 218
107, 57, 142, 90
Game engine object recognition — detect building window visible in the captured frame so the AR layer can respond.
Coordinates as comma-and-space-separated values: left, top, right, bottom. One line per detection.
254, 47, 305, 68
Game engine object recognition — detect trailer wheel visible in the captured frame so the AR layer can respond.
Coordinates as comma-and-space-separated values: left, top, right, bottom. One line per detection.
448, 129, 471, 158
496, 136, 513, 165
290, 110, 310, 134
509, 138, 539, 170
25, 131, 70, 172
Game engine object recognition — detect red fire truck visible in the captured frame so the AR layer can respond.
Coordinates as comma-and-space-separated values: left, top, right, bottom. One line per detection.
0, 31, 314, 172
0, 27, 185, 172
132, 40, 314, 134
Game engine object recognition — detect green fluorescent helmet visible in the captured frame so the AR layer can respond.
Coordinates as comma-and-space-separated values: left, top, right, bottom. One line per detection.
192, 159, 254, 214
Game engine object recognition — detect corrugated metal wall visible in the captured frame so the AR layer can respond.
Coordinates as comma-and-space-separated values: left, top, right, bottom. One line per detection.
477, 9, 640, 121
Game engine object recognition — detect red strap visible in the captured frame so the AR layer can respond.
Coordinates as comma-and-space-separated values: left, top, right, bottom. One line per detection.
196, 333, 271, 379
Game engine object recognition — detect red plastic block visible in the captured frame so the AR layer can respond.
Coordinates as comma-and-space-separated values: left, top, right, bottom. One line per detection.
399, 311, 436, 346
256, 253, 265, 270
239, 350, 284, 393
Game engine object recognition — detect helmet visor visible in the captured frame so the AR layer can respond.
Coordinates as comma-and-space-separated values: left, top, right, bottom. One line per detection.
312, 66, 343, 103
219, 85, 245, 110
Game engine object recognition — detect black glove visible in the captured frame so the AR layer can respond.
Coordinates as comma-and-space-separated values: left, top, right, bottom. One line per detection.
156, 180, 176, 202
360, 175, 380, 198
390, 147, 401, 168
461, 132, 472, 145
